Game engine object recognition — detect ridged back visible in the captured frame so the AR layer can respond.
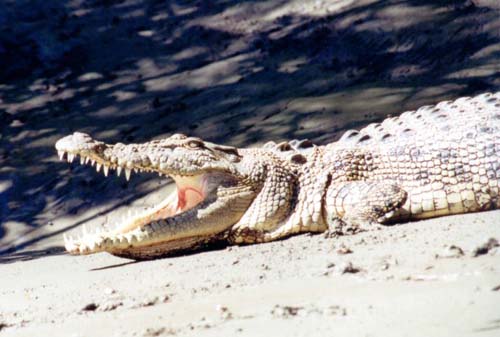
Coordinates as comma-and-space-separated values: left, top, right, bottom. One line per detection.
335, 92, 500, 148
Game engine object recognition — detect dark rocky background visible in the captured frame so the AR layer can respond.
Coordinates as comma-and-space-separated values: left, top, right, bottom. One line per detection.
0, 0, 499, 256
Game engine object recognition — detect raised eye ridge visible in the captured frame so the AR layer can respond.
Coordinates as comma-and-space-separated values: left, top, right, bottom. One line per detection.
187, 139, 204, 148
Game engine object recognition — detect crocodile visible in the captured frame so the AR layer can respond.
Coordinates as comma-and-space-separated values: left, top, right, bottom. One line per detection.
56, 92, 500, 260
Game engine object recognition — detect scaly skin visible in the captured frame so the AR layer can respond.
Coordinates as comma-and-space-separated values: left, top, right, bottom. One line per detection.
55, 92, 500, 259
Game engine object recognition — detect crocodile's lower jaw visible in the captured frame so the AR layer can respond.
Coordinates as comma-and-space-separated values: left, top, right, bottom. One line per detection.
63, 173, 210, 254
107, 236, 218, 260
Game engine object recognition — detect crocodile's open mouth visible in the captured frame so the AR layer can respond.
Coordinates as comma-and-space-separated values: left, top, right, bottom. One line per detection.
56, 133, 250, 258
57, 149, 215, 244
115, 174, 209, 234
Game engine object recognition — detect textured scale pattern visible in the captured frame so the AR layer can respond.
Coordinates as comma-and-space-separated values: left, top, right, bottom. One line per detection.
337, 93, 498, 147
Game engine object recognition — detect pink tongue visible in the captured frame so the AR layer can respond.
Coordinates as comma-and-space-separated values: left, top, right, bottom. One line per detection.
177, 187, 204, 212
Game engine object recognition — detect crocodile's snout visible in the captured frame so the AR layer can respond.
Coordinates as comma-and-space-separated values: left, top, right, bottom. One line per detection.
55, 132, 105, 156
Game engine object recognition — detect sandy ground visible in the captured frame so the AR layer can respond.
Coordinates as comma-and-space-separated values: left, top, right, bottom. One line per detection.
1, 210, 500, 337
1, 0, 500, 336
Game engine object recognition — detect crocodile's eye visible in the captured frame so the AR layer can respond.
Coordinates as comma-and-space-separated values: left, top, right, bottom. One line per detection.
187, 139, 204, 148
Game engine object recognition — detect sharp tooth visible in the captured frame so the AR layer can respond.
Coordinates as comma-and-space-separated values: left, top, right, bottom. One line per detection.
91, 159, 96, 166
103, 165, 109, 177
68, 154, 75, 163
58, 151, 65, 160
84, 157, 90, 165
128, 234, 138, 244
125, 168, 131, 181
117, 166, 122, 177
96, 163, 101, 172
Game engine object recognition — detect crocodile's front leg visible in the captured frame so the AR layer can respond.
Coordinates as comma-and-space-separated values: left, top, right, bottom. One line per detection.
229, 165, 296, 243
324, 181, 408, 235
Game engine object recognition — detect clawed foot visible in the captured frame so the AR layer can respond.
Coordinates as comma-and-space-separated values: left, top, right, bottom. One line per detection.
324, 218, 385, 238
